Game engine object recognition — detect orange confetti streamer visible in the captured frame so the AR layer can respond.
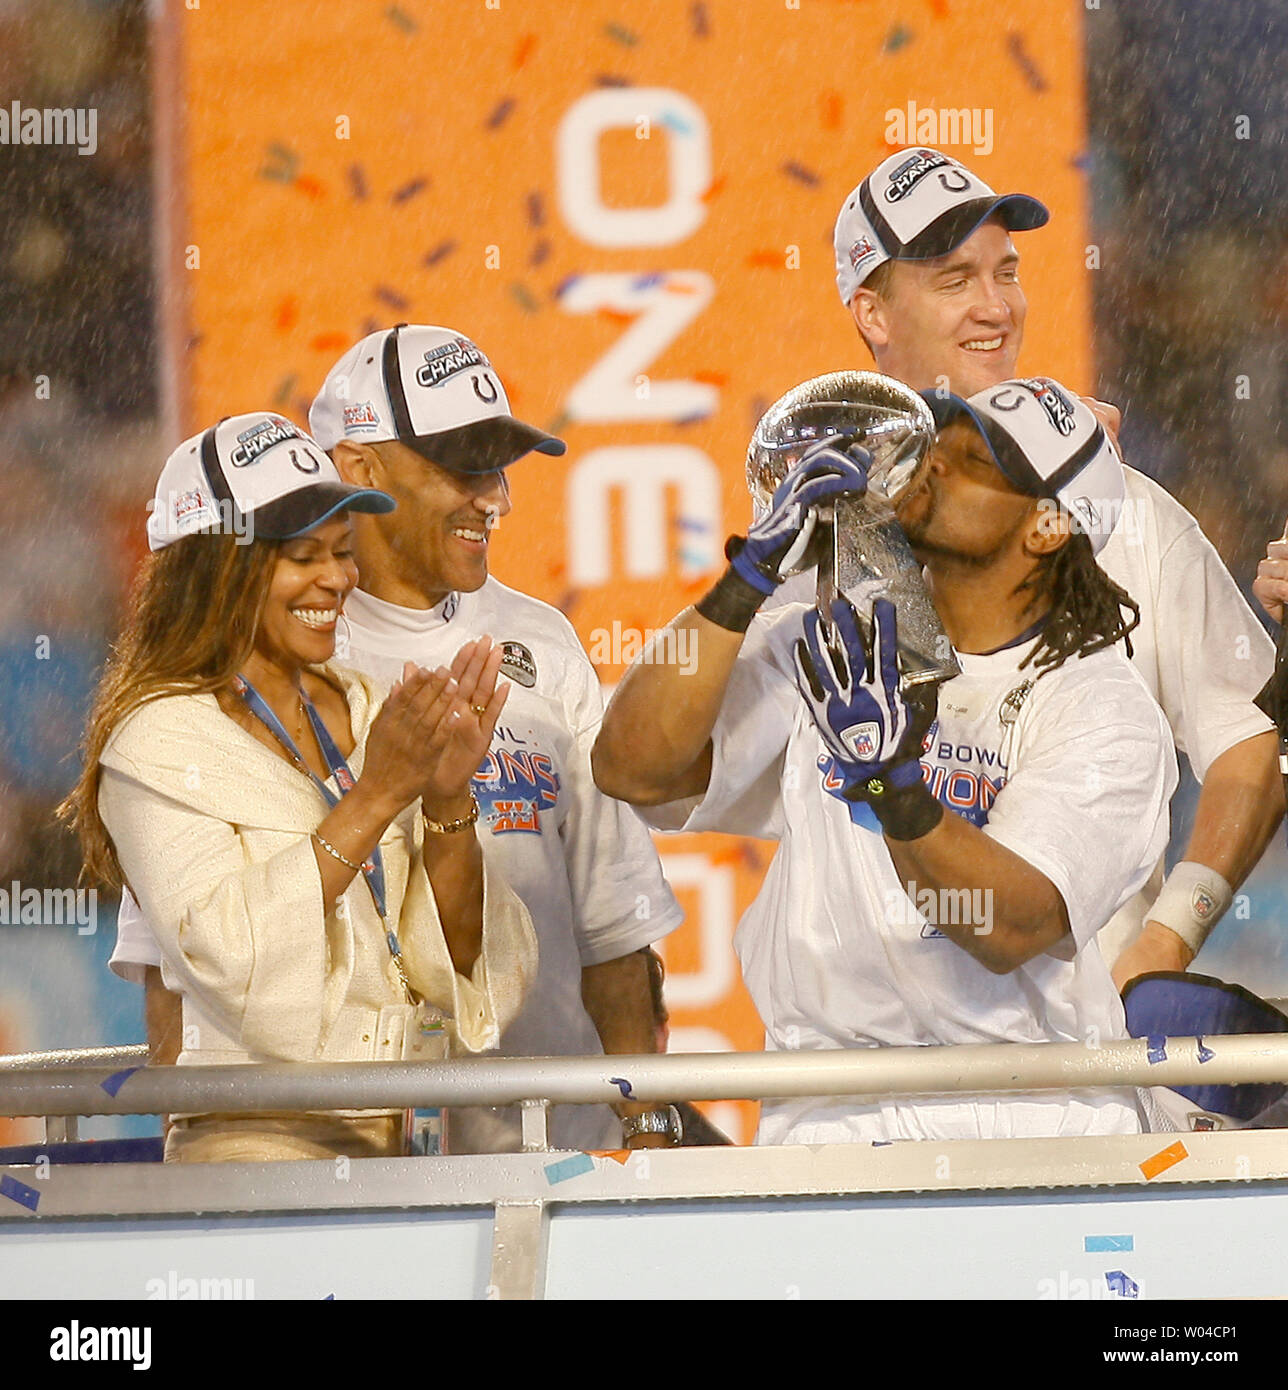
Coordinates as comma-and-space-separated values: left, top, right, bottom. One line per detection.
293, 175, 326, 199
1139, 1140, 1188, 1180
513, 33, 537, 69
274, 296, 298, 332
820, 90, 843, 130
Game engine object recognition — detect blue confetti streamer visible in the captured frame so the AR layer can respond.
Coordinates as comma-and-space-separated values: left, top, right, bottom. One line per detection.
0, 1174, 39, 1212
544, 1153, 595, 1185
1197, 1037, 1215, 1063
660, 110, 693, 136
1085, 1234, 1133, 1252
1146, 1036, 1167, 1064
609, 1076, 634, 1099
101, 1066, 141, 1097
1105, 1270, 1139, 1299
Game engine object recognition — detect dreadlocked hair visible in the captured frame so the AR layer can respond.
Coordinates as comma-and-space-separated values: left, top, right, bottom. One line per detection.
1013, 529, 1140, 675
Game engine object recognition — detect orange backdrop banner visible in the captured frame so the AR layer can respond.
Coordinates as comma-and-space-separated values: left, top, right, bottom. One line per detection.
164, 0, 1091, 1142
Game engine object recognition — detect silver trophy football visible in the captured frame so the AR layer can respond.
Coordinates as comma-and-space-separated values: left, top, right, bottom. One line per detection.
747, 370, 960, 688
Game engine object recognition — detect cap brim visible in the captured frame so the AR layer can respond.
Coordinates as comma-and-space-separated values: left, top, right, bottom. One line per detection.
921, 390, 1034, 494
402, 416, 566, 475
255, 482, 396, 540
900, 194, 1049, 261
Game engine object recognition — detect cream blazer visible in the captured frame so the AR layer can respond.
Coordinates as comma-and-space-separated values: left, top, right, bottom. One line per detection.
98, 664, 538, 1069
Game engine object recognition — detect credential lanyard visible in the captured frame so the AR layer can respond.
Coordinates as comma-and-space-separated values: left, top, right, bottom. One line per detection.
232, 675, 413, 994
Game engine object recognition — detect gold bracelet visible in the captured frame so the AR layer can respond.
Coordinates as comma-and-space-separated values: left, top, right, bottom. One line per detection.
422, 795, 480, 835
313, 831, 363, 871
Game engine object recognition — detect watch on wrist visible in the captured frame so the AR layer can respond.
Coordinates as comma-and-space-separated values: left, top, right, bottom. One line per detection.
620, 1105, 683, 1145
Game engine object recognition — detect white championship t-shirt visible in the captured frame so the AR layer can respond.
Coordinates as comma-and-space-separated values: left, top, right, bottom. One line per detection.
112, 578, 682, 1153
645, 603, 1177, 1145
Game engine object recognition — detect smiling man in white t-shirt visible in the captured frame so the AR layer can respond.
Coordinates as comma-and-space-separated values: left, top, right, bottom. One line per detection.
113, 324, 684, 1154
823, 148, 1279, 986
593, 379, 1175, 1143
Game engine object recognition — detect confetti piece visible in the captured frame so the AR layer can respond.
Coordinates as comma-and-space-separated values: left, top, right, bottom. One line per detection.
597, 307, 636, 324
677, 515, 712, 532
693, 370, 727, 387
310, 332, 349, 352
513, 33, 537, 70
882, 24, 914, 54
750, 396, 769, 425
595, 74, 632, 88
1070, 151, 1093, 173
423, 239, 457, 267
486, 97, 516, 130
101, 1066, 141, 1097
632, 271, 665, 291
546, 410, 571, 435
347, 165, 368, 199
360, 318, 380, 338
678, 548, 709, 566
820, 90, 843, 131
781, 161, 820, 187
392, 177, 429, 203
526, 191, 545, 228
1085, 1235, 1133, 1253
260, 143, 299, 183
691, 2, 710, 37
554, 273, 582, 299
605, 21, 639, 45
294, 175, 325, 200
660, 109, 693, 135
1197, 1038, 1215, 1063
1006, 32, 1048, 91
509, 282, 539, 314
385, 4, 417, 33
529, 239, 551, 268
873, 1140, 892, 1148
274, 296, 299, 332
609, 1077, 635, 1099
747, 250, 784, 268
928, 0, 950, 16
553, 588, 579, 616
374, 285, 409, 311
701, 175, 726, 203
676, 412, 710, 426
1146, 1036, 1167, 1064
664, 279, 703, 294
1105, 1270, 1139, 1299
323, 1293, 335, 1300
1139, 1140, 1188, 1180
590, 1149, 632, 1165
272, 375, 297, 407
0, 1175, 39, 1212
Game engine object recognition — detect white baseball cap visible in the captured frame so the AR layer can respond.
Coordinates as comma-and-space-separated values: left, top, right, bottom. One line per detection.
922, 378, 1123, 554
147, 412, 395, 551
309, 324, 566, 474
834, 148, 1049, 307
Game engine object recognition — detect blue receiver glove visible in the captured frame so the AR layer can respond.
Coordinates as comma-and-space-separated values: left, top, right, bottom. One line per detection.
794, 596, 921, 783
729, 442, 870, 596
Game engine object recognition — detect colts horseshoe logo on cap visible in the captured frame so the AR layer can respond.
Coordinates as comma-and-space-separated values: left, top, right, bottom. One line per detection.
499, 641, 537, 688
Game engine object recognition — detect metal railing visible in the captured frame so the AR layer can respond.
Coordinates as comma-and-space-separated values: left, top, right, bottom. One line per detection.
2, 1033, 1287, 1150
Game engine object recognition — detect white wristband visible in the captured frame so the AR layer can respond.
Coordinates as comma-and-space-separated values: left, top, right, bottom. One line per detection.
1146, 861, 1234, 954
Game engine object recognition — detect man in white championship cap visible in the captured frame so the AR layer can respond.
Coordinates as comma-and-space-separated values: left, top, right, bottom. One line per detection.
594, 379, 1174, 1143
827, 148, 1279, 995
115, 325, 685, 1154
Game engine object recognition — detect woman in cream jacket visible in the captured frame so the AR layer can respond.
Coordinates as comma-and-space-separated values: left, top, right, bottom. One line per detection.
63, 414, 537, 1161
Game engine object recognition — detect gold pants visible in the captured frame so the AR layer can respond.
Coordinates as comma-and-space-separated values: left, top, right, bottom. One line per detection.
164, 1112, 405, 1162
